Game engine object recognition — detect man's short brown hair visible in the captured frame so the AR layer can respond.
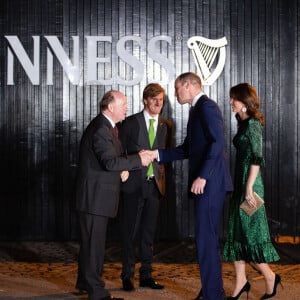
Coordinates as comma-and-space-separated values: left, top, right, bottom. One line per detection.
143, 83, 165, 100
176, 72, 202, 89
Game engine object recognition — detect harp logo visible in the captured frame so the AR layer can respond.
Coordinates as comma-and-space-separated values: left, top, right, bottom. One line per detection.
187, 36, 227, 86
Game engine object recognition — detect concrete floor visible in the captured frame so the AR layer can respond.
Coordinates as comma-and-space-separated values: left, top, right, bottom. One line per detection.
0, 241, 299, 299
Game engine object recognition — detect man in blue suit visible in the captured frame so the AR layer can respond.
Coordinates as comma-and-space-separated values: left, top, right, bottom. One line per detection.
152, 72, 233, 300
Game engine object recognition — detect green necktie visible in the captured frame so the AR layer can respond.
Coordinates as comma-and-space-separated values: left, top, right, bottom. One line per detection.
147, 118, 155, 176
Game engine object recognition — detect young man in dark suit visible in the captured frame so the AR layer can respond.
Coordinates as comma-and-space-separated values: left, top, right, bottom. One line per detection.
75, 90, 152, 300
150, 73, 233, 300
118, 83, 173, 292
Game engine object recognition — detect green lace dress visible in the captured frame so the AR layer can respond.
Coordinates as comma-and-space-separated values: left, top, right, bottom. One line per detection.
223, 117, 280, 263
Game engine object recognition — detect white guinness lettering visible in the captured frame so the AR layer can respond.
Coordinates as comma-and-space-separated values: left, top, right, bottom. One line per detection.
4, 35, 175, 86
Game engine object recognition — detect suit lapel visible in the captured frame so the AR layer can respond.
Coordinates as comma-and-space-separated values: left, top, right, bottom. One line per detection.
187, 105, 194, 138
154, 116, 165, 148
100, 114, 122, 153
137, 112, 165, 149
187, 95, 204, 137
137, 112, 148, 136
136, 112, 150, 147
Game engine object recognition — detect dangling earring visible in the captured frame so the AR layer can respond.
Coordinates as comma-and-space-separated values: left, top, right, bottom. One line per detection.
241, 106, 247, 113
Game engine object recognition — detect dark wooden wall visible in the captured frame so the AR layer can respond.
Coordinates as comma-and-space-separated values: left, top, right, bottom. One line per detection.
0, 0, 299, 241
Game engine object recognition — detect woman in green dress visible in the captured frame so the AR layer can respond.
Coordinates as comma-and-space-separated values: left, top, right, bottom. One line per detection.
223, 83, 281, 300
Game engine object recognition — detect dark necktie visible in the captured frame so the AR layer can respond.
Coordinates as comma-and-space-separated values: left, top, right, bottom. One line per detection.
113, 126, 119, 138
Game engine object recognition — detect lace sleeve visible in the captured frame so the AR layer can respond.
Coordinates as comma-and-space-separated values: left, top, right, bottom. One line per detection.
247, 118, 265, 166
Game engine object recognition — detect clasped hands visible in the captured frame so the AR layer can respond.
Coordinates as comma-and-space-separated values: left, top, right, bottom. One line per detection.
138, 149, 158, 167
120, 150, 157, 183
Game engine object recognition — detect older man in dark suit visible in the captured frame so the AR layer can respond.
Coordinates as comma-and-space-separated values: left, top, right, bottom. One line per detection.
75, 90, 152, 300
151, 73, 233, 300
118, 83, 173, 292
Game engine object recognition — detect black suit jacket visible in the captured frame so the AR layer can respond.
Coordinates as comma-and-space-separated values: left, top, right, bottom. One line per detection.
119, 111, 172, 196
76, 113, 142, 217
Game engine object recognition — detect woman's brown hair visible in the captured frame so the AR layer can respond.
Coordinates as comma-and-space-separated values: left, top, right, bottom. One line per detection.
230, 83, 265, 126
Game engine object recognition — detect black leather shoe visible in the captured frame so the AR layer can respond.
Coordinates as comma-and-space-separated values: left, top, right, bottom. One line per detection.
140, 278, 164, 289
122, 278, 134, 291
75, 285, 88, 294
194, 289, 203, 300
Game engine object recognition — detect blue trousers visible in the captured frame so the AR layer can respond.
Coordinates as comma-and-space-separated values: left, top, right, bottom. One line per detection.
194, 190, 226, 300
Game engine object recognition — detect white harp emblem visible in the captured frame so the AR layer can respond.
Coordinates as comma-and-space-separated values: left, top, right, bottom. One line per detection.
187, 36, 227, 85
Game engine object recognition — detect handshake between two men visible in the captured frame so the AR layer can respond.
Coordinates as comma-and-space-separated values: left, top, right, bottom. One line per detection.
138, 149, 158, 167
120, 150, 158, 183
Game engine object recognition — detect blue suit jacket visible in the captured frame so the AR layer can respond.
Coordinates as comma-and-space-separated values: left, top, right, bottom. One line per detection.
159, 95, 233, 194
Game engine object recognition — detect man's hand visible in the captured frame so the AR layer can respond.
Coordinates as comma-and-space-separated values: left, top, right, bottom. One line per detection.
148, 149, 158, 161
139, 150, 153, 166
120, 171, 129, 182
191, 177, 206, 195
245, 190, 257, 208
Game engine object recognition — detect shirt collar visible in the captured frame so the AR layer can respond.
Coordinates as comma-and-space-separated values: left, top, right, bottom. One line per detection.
102, 113, 115, 128
143, 110, 159, 124
192, 92, 205, 107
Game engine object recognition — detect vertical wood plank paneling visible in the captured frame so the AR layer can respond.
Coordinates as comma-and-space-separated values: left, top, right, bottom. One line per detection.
257, 0, 266, 114
173, 0, 189, 239
0, 0, 299, 240
251, 0, 259, 87
297, 0, 300, 237
208, 0, 218, 107
264, 0, 274, 229
64, 0, 79, 240
178, 0, 190, 239
49, 0, 62, 239
238, 0, 246, 82
271, 0, 281, 230
32, 0, 44, 239
159, 0, 179, 239
263, 0, 278, 233
132, 0, 143, 115
220, 0, 233, 238
124, 0, 134, 111
277, 0, 297, 236
89, 0, 99, 124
